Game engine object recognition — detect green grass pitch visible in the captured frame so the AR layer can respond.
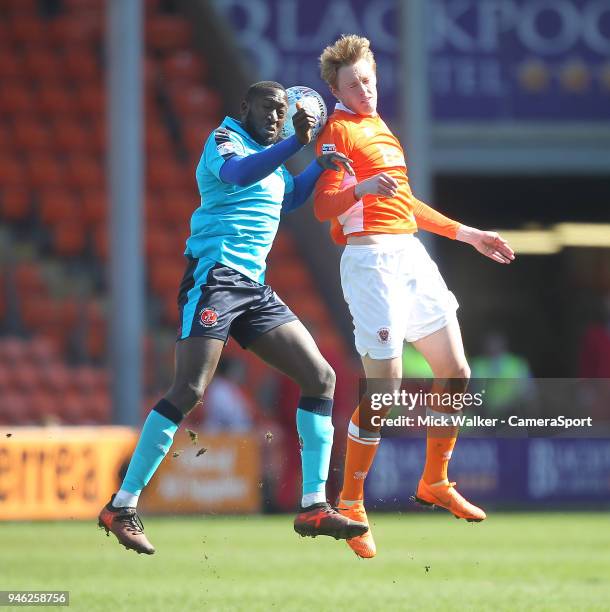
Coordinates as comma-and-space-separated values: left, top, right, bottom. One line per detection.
1, 513, 609, 611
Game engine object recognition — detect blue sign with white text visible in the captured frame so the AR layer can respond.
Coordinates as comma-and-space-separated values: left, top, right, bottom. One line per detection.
214, 0, 610, 121
365, 438, 610, 508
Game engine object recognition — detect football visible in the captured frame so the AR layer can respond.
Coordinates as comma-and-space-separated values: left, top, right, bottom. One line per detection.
280, 85, 328, 140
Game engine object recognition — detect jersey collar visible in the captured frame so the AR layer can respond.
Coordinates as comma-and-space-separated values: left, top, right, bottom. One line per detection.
335, 101, 377, 117
335, 102, 355, 114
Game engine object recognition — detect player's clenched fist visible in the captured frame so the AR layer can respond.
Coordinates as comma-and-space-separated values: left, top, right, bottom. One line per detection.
292, 101, 317, 145
354, 172, 399, 199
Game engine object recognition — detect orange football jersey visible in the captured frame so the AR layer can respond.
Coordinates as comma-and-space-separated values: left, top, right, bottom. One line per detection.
314, 104, 460, 245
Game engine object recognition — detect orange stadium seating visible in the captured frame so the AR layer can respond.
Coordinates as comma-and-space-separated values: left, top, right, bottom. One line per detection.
0, 0, 351, 427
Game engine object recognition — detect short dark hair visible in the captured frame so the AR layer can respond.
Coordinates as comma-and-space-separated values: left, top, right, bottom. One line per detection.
245, 81, 286, 103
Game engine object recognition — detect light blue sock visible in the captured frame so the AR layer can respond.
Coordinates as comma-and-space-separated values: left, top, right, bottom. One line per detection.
296, 397, 334, 506
120, 401, 182, 496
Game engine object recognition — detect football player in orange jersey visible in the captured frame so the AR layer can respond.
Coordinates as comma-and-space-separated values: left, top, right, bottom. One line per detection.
313, 35, 515, 558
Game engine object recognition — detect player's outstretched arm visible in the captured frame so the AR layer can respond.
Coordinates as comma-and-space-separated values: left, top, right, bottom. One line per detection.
219, 135, 304, 187
412, 197, 515, 262
218, 103, 320, 187
456, 225, 515, 264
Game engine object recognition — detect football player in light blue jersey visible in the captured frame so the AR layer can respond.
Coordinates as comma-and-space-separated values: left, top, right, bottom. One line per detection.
98, 81, 368, 554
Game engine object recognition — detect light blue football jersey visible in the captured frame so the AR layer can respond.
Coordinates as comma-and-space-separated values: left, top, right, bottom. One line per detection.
186, 116, 295, 284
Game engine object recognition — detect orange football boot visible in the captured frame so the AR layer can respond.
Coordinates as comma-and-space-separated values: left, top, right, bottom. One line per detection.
337, 500, 376, 558
413, 479, 486, 522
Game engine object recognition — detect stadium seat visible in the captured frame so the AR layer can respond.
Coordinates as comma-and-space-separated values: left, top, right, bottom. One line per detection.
158, 190, 197, 225
39, 189, 81, 226
0, 285, 5, 323
81, 300, 107, 363
0, 52, 24, 80
23, 48, 61, 81
0, 123, 10, 149
266, 261, 312, 291
12, 121, 52, 152
59, 390, 87, 424
93, 225, 108, 260
53, 221, 87, 257
63, 0, 104, 13
52, 120, 91, 154
145, 226, 176, 260
40, 363, 71, 393
48, 16, 102, 46
144, 192, 165, 226
6, 15, 41, 42
150, 261, 183, 295
0, 363, 12, 393
20, 295, 62, 331
146, 17, 192, 51
161, 292, 179, 326
171, 85, 222, 119
0, 188, 32, 222
81, 191, 107, 226
0, 155, 26, 187
76, 85, 104, 116
182, 121, 217, 158
146, 124, 173, 153
163, 51, 208, 84
27, 336, 59, 364
3, 0, 39, 15
85, 325, 107, 361
147, 155, 187, 190
0, 393, 32, 425
11, 363, 39, 393
0, 337, 29, 365
86, 390, 111, 423
0, 84, 34, 114
27, 154, 66, 188
66, 156, 104, 189
62, 52, 99, 82
90, 121, 106, 154
37, 85, 75, 116
13, 262, 46, 297
25, 389, 61, 424
290, 299, 328, 326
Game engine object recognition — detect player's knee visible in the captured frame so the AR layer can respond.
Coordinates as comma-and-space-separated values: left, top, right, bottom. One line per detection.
457, 362, 471, 383
165, 380, 205, 415
316, 362, 336, 397
302, 361, 335, 397
449, 362, 471, 392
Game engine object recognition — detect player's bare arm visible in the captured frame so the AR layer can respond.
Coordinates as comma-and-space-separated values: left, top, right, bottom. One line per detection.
354, 171, 399, 199
456, 226, 515, 264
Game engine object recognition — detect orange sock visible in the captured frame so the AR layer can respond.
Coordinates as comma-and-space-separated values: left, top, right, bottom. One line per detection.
340, 406, 381, 501
421, 380, 461, 484
422, 428, 458, 484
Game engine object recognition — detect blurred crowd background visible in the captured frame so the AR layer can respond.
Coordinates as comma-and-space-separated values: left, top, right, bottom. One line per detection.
0, 0, 608, 513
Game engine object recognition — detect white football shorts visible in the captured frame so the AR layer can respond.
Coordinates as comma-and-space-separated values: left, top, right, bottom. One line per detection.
340, 233, 459, 360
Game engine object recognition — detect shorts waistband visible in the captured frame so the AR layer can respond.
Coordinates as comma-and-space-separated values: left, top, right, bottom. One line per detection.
344, 233, 417, 250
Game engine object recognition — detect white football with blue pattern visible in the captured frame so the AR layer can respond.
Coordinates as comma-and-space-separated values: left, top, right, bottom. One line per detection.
280, 86, 328, 140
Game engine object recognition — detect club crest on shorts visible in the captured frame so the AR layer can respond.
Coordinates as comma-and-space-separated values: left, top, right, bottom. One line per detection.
377, 327, 390, 344
199, 307, 218, 327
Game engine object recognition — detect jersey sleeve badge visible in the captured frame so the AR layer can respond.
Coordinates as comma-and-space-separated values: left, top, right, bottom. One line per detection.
214, 128, 243, 159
